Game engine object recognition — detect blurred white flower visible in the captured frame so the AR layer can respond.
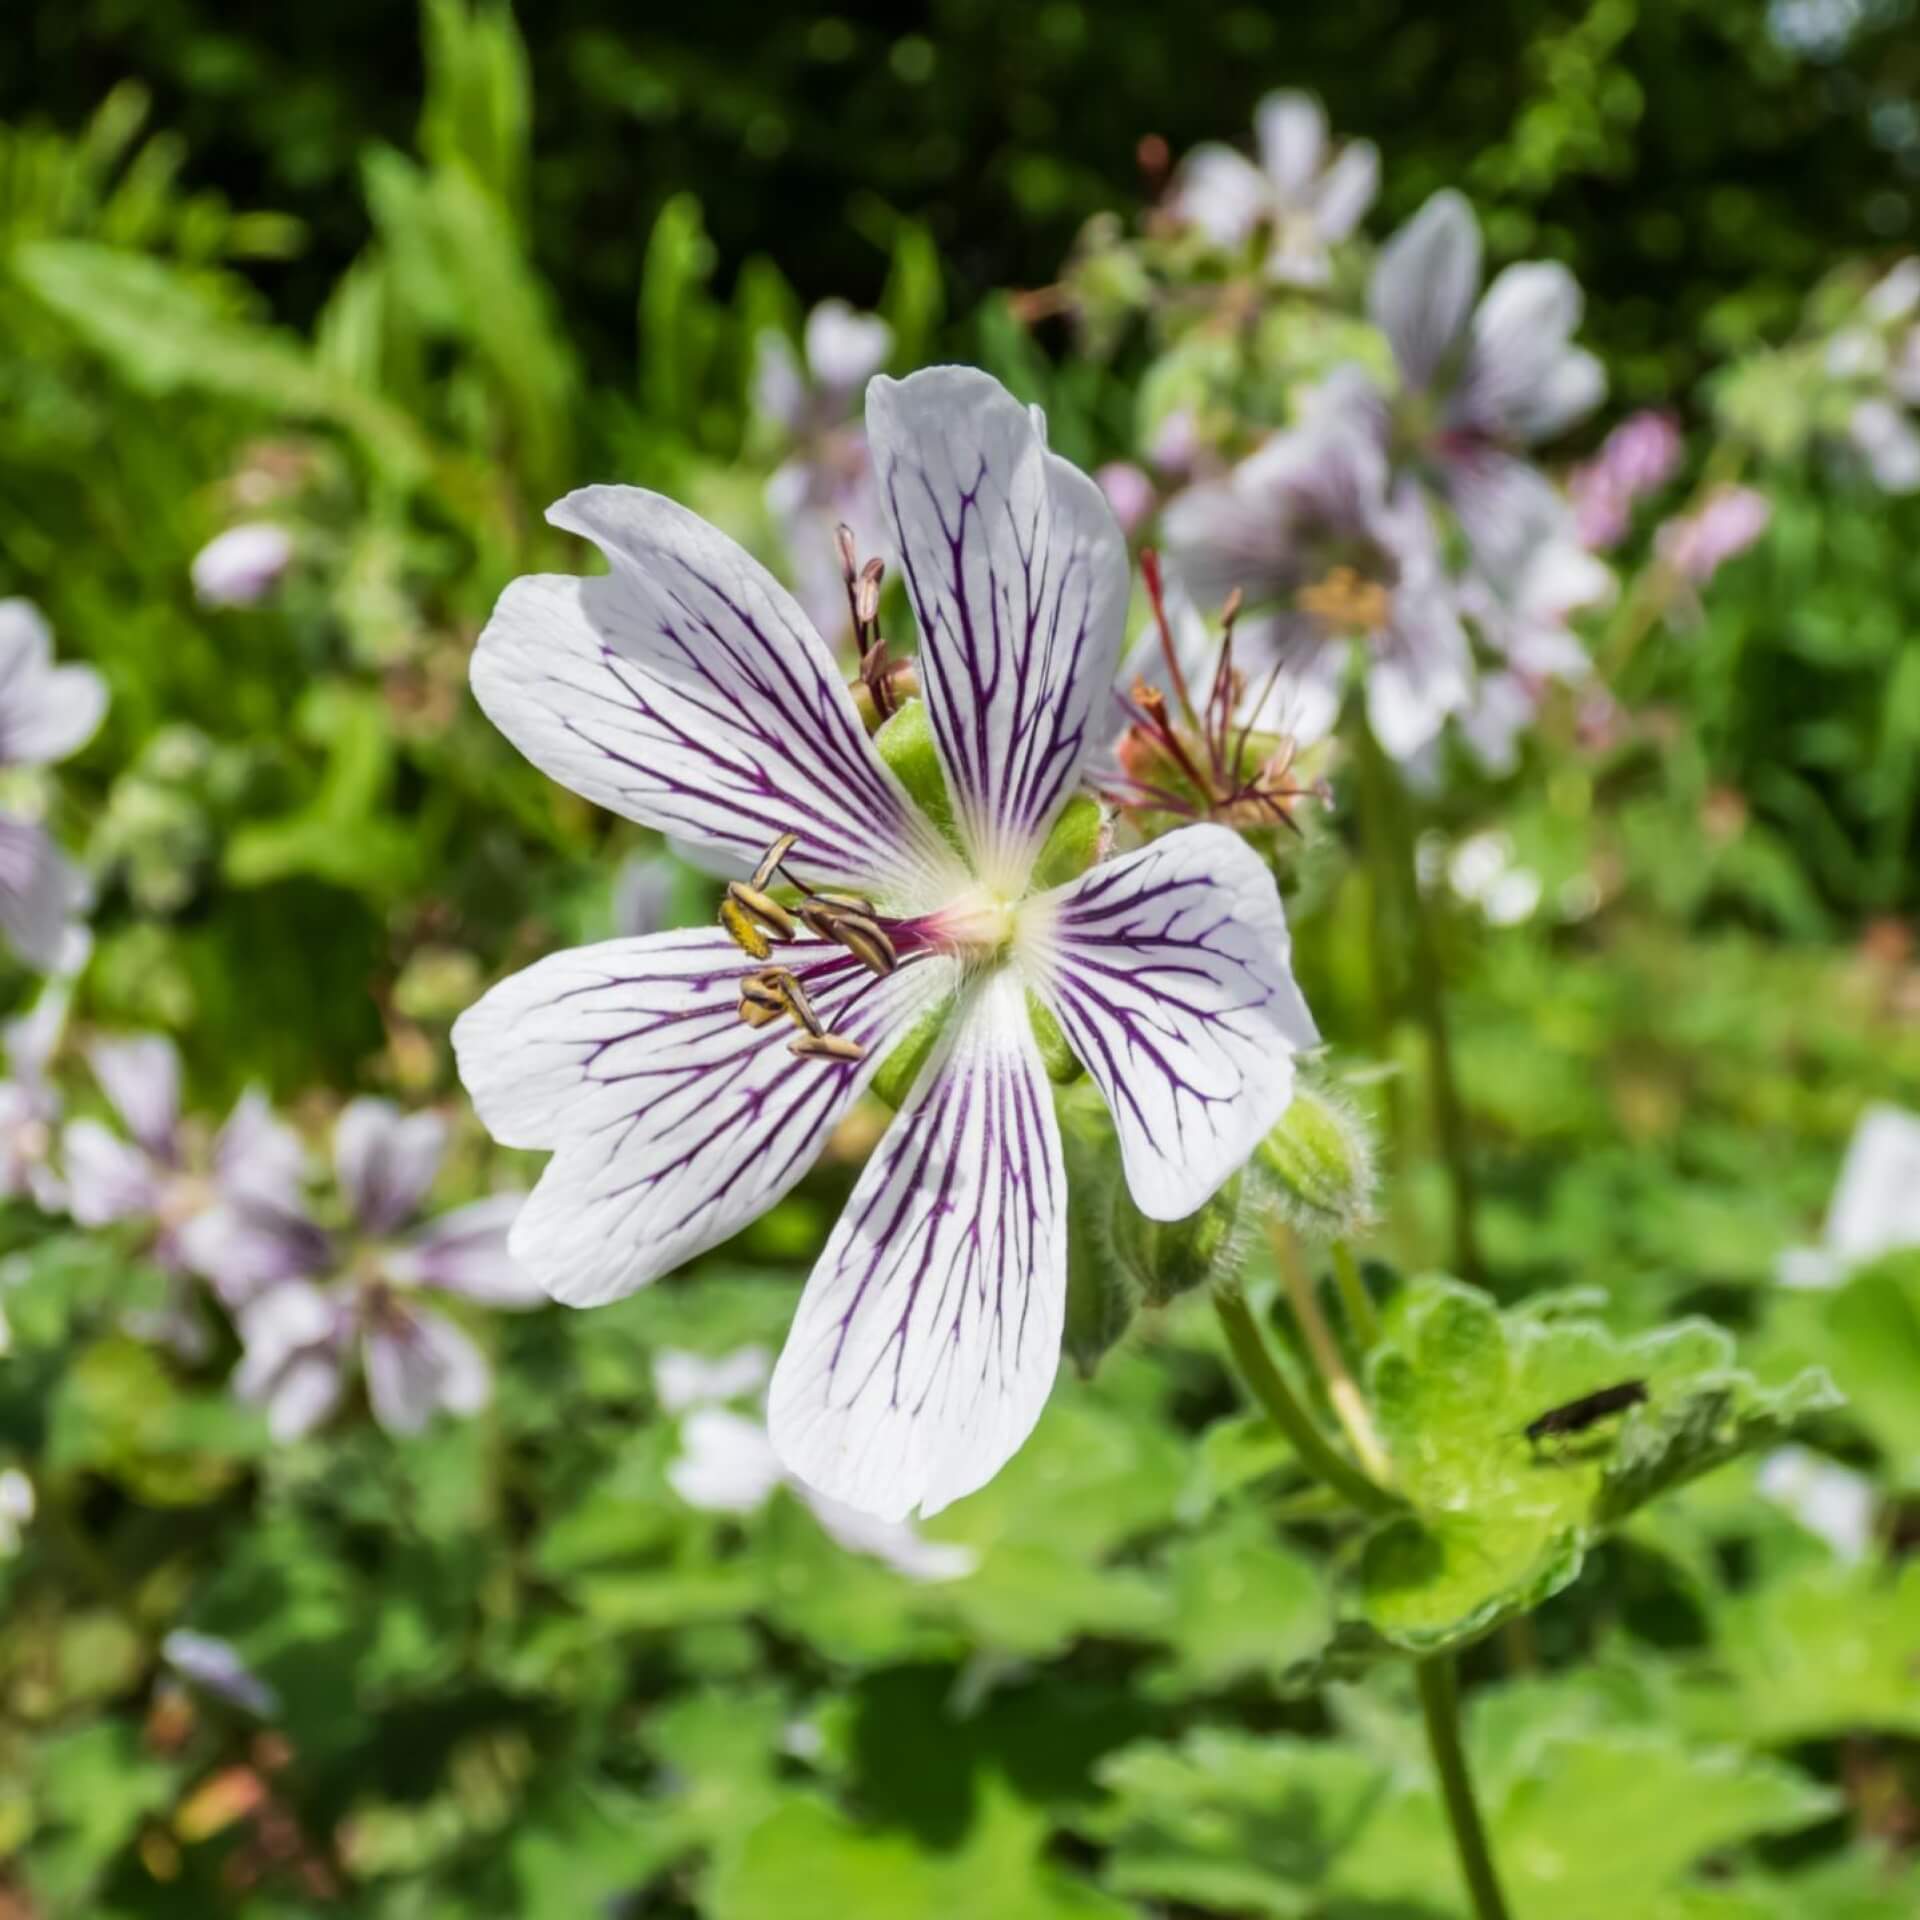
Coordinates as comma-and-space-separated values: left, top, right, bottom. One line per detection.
656, 1347, 978, 1583
233, 1098, 535, 1441
191, 524, 293, 609
755, 300, 895, 643
1756, 1447, 1875, 1563
1162, 388, 1470, 760
1848, 396, 1920, 493
0, 980, 75, 1213
1779, 1103, 1920, 1291
161, 1629, 281, 1717
0, 1466, 33, 1555
1447, 831, 1542, 927
0, 601, 107, 970
1168, 90, 1379, 286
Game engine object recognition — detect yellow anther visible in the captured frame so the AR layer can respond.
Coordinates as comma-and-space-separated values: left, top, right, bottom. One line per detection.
789, 1031, 867, 1063
738, 972, 789, 1028
1297, 565, 1391, 636
720, 894, 772, 960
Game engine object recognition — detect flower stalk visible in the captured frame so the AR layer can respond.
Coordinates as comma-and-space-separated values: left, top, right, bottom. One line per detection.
1416, 1655, 1514, 1920
1272, 1225, 1392, 1484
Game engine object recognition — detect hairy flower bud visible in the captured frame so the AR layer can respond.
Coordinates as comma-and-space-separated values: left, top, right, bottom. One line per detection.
1252, 1083, 1377, 1240
1112, 1168, 1249, 1308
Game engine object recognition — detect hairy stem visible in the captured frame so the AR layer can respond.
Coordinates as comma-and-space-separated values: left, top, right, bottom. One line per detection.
1329, 1238, 1380, 1350
1273, 1228, 1393, 1485
1417, 1656, 1513, 1920
1212, 1287, 1400, 1516
1351, 706, 1483, 1283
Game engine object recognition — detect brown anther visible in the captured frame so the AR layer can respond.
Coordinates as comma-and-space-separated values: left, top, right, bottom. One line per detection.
835, 524, 859, 584
776, 972, 827, 1037
831, 910, 898, 977
719, 895, 773, 960
750, 831, 800, 892
789, 1031, 867, 1063
855, 557, 884, 626
738, 972, 788, 1027
725, 880, 797, 942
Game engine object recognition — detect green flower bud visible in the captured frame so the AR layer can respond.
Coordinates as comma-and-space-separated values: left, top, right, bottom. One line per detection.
1252, 1083, 1377, 1240
1111, 1169, 1249, 1308
1059, 1090, 1139, 1377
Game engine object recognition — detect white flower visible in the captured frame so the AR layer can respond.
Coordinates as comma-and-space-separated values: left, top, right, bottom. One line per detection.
1446, 831, 1542, 927
0, 1466, 32, 1556
1779, 1103, 1920, 1290
1169, 91, 1379, 286
455, 365, 1321, 1519
656, 1347, 977, 1582
1161, 386, 1472, 761
1756, 1447, 1875, 1563
190, 524, 293, 609
0, 601, 107, 970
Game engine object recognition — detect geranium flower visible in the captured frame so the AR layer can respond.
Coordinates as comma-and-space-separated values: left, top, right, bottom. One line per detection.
655, 1345, 977, 1582
190, 524, 294, 608
232, 1098, 535, 1441
455, 365, 1320, 1519
1168, 90, 1379, 286
1161, 387, 1471, 759
62, 1034, 317, 1306
755, 300, 895, 642
1341, 190, 1604, 580
0, 600, 107, 969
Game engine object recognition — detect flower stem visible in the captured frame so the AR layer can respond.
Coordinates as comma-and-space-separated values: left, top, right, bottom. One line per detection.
1350, 707, 1483, 1283
1416, 1656, 1512, 1920
1272, 1228, 1393, 1485
1212, 1287, 1400, 1516
1329, 1238, 1379, 1350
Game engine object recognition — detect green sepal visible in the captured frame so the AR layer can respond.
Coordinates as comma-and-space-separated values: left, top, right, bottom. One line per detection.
1025, 990, 1084, 1086
1112, 1172, 1248, 1309
1028, 792, 1104, 892
868, 1001, 951, 1110
872, 698, 964, 857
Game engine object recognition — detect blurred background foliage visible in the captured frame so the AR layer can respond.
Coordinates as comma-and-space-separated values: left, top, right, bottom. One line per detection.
2, 2, 1920, 1916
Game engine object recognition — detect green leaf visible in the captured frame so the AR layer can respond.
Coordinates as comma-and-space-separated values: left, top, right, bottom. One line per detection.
1351, 1279, 1837, 1653
1146, 1514, 1332, 1696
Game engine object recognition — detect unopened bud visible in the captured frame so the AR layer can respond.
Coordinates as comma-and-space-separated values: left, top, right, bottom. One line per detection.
1059, 1092, 1138, 1375
1251, 1084, 1377, 1240
1112, 1170, 1248, 1308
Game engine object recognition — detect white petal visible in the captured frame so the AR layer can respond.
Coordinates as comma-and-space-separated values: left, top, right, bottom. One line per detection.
1254, 92, 1327, 199
769, 969, 1067, 1521
1756, 1447, 1875, 1563
60, 1119, 162, 1225
0, 601, 108, 768
472, 487, 960, 907
213, 1089, 308, 1211
0, 818, 86, 972
804, 300, 893, 401
333, 1097, 446, 1235
1168, 145, 1271, 246
454, 930, 958, 1307
668, 1406, 786, 1513
869, 368, 1131, 894
751, 328, 808, 434
1369, 189, 1482, 393
161, 1630, 280, 1718
1313, 140, 1379, 241
267, 1352, 347, 1442
1025, 825, 1319, 1221
86, 1035, 180, 1160
176, 1197, 332, 1308
386, 1193, 541, 1305
190, 524, 293, 609
1825, 1103, 1920, 1265
1455, 261, 1602, 441
801, 1487, 980, 1582
365, 1306, 491, 1434
653, 1344, 773, 1414
1439, 444, 1570, 588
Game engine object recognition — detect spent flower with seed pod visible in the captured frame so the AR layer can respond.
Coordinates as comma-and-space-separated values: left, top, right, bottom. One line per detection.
455, 365, 1321, 1519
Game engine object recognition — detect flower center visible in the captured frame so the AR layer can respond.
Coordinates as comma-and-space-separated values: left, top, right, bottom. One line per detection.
1297, 564, 1392, 636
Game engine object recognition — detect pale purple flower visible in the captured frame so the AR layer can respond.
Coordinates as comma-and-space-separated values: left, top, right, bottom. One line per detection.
1354, 190, 1604, 580
756, 302, 895, 643
233, 1099, 534, 1440
1096, 462, 1157, 537
454, 365, 1321, 1519
1168, 91, 1379, 286
657, 1348, 977, 1582
0, 601, 107, 970
161, 1630, 280, 1717
190, 524, 293, 609
0, 984, 74, 1212
1848, 396, 1920, 494
1569, 411, 1684, 550
62, 1036, 317, 1304
1655, 485, 1771, 586
1161, 391, 1471, 760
